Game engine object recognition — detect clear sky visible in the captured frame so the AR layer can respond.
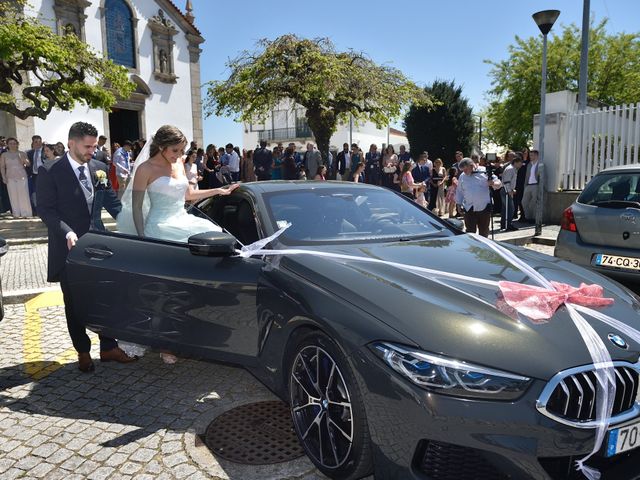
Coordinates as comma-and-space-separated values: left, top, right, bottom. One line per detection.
189, 0, 640, 148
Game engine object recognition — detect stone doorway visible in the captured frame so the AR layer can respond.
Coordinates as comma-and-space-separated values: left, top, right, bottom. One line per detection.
108, 108, 140, 145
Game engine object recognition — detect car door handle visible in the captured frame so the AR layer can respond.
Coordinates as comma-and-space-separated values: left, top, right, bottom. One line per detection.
84, 246, 113, 260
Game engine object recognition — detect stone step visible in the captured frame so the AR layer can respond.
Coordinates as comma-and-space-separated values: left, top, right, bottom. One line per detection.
0, 212, 116, 245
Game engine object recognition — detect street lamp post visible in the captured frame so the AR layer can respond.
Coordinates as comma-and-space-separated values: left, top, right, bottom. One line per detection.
532, 9, 560, 236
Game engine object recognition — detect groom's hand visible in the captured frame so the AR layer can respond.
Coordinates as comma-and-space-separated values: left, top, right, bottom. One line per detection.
66, 232, 78, 250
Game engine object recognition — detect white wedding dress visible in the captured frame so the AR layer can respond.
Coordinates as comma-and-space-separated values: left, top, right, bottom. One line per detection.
142, 175, 221, 242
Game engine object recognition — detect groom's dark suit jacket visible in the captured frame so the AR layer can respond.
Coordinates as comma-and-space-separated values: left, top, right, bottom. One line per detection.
37, 154, 121, 282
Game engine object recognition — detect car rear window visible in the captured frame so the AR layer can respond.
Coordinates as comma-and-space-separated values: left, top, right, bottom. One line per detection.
578, 172, 640, 208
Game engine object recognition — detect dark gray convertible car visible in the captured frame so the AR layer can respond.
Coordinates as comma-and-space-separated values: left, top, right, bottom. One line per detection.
67, 182, 640, 479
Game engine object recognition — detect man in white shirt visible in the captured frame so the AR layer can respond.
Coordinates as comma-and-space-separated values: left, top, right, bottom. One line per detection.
221, 143, 240, 182
455, 157, 502, 237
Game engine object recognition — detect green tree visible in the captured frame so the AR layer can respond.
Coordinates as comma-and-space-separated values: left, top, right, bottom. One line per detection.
205, 35, 432, 162
484, 19, 640, 149
403, 80, 474, 164
0, 1, 134, 120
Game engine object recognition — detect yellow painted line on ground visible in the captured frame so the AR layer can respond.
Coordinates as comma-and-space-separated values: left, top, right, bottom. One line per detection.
23, 290, 66, 380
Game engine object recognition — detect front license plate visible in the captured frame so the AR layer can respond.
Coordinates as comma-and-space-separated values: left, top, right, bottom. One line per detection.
595, 254, 640, 271
606, 419, 640, 457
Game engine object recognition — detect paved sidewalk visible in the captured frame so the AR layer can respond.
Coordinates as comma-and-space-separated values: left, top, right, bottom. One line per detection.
0, 296, 324, 480
0, 244, 51, 296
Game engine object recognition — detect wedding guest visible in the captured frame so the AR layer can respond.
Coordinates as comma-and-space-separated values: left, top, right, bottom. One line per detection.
349, 143, 362, 179
220, 143, 240, 182
351, 162, 366, 183
398, 144, 411, 163
335, 143, 350, 181
303, 143, 322, 180
314, 165, 327, 181
455, 157, 502, 237
515, 147, 530, 221
203, 144, 219, 188
365, 144, 381, 185
27, 135, 44, 212
271, 146, 283, 180
445, 167, 459, 218
241, 149, 256, 182
253, 140, 272, 181
42, 143, 58, 167
184, 149, 201, 190
429, 158, 446, 216
0, 137, 33, 218
400, 161, 424, 200
282, 147, 298, 180
382, 145, 398, 188
54, 141, 66, 157
522, 149, 544, 224
113, 140, 132, 199
500, 153, 522, 231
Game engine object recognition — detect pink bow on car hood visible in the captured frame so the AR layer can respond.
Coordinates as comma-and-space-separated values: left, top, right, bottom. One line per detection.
498, 280, 615, 321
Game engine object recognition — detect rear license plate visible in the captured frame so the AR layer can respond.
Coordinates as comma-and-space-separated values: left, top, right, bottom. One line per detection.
606, 419, 640, 457
595, 254, 640, 271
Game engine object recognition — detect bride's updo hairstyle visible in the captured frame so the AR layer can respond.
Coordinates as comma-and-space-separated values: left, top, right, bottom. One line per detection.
149, 125, 187, 157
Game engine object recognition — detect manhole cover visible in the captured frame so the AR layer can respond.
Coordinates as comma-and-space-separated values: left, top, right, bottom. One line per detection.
202, 401, 304, 465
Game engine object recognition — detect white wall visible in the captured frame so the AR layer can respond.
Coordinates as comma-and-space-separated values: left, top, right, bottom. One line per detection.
28, 0, 195, 145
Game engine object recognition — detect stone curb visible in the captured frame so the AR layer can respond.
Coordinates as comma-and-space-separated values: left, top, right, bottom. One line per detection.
3, 286, 60, 305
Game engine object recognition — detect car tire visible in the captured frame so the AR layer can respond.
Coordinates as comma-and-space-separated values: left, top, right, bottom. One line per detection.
287, 330, 373, 480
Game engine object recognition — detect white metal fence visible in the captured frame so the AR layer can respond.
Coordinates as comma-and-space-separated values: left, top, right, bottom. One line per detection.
561, 103, 640, 190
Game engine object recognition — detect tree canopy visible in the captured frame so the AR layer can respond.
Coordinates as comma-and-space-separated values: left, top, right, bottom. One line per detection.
403, 80, 474, 164
484, 19, 640, 149
0, 1, 134, 120
205, 34, 432, 161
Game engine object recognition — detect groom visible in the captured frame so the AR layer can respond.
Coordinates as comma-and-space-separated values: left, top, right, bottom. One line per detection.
37, 122, 137, 372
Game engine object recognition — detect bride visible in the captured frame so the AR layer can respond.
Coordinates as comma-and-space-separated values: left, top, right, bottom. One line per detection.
117, 125, 238, 242
117, 125, 239, 364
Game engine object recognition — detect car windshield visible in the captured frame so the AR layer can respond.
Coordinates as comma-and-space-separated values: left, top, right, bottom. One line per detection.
578, 171, 640, 208
263, 186, 451, 245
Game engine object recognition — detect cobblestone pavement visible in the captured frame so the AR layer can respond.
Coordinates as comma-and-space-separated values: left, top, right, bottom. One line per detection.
0, 294, 326, 479
0, 244, 50, 294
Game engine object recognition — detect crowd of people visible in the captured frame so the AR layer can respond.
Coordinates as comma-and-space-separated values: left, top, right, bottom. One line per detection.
0, 133, 542, 239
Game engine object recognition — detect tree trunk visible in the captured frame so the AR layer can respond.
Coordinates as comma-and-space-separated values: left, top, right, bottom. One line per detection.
305, 107, 337, 169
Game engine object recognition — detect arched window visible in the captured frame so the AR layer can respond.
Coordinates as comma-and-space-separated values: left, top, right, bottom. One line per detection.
105, 0, 135, 68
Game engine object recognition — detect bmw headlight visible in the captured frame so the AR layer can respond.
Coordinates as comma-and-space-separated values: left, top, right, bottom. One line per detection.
371, 342, 531, 400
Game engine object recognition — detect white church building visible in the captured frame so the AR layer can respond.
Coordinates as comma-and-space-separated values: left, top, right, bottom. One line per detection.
1, 0, 205, 148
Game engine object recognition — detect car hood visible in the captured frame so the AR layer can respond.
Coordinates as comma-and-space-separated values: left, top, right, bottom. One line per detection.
279, 234, 640, 380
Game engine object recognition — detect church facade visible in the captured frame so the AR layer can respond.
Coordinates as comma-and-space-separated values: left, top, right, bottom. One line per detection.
2, 0, 205, 148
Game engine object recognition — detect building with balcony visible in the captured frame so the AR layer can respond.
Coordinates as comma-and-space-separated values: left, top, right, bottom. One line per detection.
243, 100, 409, 152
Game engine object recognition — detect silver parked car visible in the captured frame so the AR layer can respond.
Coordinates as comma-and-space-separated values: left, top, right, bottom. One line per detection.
555, 164, 640, 282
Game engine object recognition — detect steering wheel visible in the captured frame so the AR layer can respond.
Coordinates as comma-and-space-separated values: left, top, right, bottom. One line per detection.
368, 213, 399, 233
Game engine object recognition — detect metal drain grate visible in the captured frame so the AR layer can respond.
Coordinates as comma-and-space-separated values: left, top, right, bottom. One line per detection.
202, 401, 304, 465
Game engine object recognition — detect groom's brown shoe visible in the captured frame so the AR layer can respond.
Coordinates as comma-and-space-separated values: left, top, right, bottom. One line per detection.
78, 353, 95, 373
100, 347, 138, 364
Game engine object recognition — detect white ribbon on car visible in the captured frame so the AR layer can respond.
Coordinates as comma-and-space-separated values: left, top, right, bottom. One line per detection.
238, 223, 640, 479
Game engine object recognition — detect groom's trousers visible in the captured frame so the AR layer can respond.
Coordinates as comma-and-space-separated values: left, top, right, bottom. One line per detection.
60, 267, 117, 353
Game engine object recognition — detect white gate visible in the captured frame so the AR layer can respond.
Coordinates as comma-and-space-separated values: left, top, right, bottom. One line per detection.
561, 103, 640, 190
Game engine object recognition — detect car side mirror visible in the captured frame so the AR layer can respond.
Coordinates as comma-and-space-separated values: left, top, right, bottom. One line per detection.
0, 237, 8, 257
445, 218, 464, 231
188, 231, 237, 257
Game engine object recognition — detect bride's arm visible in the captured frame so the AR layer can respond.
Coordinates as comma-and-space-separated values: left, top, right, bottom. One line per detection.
132, 167, 151, 236
185, 183, 239, 201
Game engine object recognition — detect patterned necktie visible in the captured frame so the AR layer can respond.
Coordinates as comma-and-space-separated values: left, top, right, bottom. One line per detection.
78, 165, 92, 193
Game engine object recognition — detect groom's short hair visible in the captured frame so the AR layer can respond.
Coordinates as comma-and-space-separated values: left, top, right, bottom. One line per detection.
68, 122, 98, 140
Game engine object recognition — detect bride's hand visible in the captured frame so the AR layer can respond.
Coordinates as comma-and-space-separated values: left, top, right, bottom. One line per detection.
220, 184, 240, 195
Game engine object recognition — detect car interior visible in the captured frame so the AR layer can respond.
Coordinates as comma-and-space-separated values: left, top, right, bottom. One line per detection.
200, 197, 260, 246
